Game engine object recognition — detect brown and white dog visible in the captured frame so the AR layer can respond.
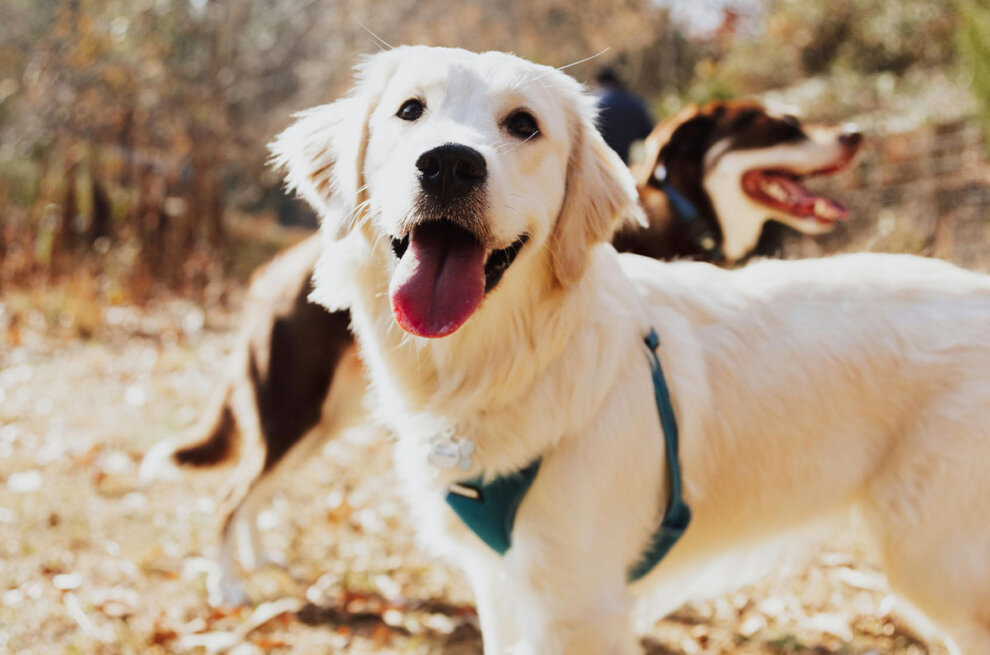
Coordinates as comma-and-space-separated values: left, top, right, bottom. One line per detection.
142, 96, 862, 608
619, 99, 861, 262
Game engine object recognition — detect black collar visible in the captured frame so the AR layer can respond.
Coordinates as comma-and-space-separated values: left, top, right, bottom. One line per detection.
649, 164, 724, 261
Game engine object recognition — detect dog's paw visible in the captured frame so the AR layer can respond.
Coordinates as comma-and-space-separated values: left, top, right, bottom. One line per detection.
206, 571, 251, 608
257, 550, 288, 571
243, 550, 287, 572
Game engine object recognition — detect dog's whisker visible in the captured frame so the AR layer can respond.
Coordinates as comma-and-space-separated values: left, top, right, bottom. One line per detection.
491, 132, 539, 155
555, 47, 610, 73
344, 206, 365, 233
339, 193, 370, 231
502, 130, 541, 153
519, 48, 612, 87
358, 22, 393, 51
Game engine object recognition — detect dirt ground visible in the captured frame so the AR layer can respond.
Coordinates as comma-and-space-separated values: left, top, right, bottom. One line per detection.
0, 291, 949, 655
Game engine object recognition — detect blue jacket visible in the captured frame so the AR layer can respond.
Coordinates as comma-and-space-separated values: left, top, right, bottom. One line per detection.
595, 85, 654, 163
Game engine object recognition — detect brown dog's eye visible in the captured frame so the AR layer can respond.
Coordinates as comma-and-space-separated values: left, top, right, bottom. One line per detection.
505, 110, 539, 140
397, 99, 425, 121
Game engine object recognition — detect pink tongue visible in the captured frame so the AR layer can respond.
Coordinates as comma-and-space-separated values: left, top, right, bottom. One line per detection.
389, 222, 486, 338
762, 174, 849, 223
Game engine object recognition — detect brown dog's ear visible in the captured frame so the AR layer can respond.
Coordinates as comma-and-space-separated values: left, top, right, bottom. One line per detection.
269, 54, 395, 238
629, 103, 699, 188
550, 95, 646, 286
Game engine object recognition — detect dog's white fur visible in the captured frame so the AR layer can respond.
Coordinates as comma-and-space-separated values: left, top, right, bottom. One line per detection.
272, 46, 990, 654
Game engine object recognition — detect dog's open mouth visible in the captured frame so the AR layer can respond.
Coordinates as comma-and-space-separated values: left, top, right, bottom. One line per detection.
741, 167, 849, 225
388, 222, 527, 338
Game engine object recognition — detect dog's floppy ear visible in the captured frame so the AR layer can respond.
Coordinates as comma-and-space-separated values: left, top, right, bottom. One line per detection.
269, 54, 394, 238
629, 103, 699, 188
550, 94, 646, 287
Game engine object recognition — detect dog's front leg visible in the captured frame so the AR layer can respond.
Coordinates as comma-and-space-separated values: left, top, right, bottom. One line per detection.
469, 563, 638, 655
466, 563, 520, 655
512, 583, 639, 655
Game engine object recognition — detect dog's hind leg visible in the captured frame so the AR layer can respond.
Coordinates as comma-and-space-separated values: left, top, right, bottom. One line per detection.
234, 407, 352, 573
864, 498, 990, 654
941, 622, 990, 655
206, 429, 324, 607
244, 344, 368, 568
862, 387, 990, 654
207, 345, 368, 607
208, 466, 261, 607
205, 414, 339, 605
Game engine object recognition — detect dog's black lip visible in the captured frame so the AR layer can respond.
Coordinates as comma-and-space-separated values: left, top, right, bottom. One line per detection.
391, 234, 410, 259
484, 234, 528, 293
389, 225, 528, 294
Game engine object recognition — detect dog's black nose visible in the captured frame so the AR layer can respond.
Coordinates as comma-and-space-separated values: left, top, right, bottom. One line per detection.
416, 144, 487, 200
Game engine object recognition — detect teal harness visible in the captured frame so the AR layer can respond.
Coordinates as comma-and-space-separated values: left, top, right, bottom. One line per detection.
445, 329, 691, 583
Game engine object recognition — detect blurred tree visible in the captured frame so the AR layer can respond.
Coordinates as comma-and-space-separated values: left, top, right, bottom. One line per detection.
683, 0, 959, 103
0, 0, 680, 294
956, 0, 990, 149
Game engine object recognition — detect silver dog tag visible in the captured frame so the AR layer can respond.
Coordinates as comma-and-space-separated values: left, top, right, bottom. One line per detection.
428, 429, 475, 471
429, 438, 461, 470
457, 440, 475, 471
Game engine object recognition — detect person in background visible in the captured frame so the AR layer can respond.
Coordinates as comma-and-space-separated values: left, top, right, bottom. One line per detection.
593, 66, 654, 164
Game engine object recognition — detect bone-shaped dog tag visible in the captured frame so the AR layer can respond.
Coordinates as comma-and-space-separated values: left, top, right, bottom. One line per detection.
429, 438, 461, 470
428, 428, 475, 471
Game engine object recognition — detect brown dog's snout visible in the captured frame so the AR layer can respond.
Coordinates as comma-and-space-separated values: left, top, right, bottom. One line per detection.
416, 144, 487, 201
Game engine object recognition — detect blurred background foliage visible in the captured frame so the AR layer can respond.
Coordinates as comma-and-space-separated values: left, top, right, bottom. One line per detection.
956, 0, 990, 143
0, 0, 986, 305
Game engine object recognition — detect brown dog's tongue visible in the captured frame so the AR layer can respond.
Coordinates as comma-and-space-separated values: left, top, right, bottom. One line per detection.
389, 222, 486, 338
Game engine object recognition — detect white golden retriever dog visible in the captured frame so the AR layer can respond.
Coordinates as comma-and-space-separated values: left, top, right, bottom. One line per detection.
272, 46, 990, 655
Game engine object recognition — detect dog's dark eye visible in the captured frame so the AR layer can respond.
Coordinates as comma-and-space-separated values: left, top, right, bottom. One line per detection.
397, 99, 425, 121
505, 110, 540, 140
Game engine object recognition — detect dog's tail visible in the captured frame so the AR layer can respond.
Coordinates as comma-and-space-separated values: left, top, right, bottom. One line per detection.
139, 387, 240, 484
173, 390, 238, 467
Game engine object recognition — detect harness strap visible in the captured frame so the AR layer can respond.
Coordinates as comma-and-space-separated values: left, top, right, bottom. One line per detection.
627, 328, 692, 582
445, 459, 541, 555
444, 328, 691, 582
